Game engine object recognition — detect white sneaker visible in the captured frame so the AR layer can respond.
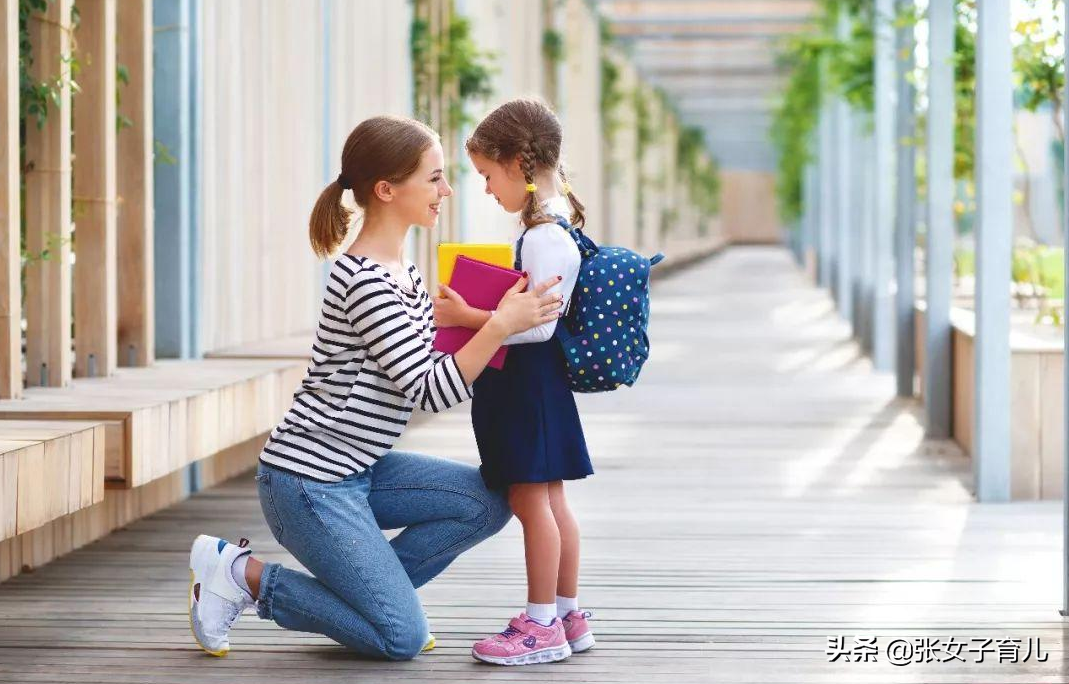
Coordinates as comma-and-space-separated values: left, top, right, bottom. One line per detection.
188, 534, 254, 656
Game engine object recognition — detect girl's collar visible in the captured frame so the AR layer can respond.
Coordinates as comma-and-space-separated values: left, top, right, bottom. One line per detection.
539, 194, 570, 218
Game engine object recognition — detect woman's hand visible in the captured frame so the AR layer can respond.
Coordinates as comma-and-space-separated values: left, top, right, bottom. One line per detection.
434, 285, 474, 329
491, 275, 564, 336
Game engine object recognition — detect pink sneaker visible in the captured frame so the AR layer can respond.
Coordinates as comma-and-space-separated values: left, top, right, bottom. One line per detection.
562, 610, 595, 652
471, 613, 572, 665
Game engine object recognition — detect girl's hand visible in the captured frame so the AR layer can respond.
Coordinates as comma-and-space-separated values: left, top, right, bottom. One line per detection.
492, 275, 564, 335
433, 285, 473, 328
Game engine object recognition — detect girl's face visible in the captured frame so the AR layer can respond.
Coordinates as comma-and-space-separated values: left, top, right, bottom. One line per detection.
468, 151, 528, 214
392, 141, 452, 228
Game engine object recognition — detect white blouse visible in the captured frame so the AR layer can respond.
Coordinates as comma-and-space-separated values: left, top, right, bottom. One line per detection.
503, 195, 582, 345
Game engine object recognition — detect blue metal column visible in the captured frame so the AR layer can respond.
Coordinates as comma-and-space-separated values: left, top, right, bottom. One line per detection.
854, 122, 873, 350
1062, 1, 1069, 618
972, 0, 1012, 501
924, 0, 954, 438
819, 103, 835, 289
804, 162, 818, 274
834, 45, 853, 320
153, 0, 192, 359
895, 0, 917, 397
871, 0, 895, 371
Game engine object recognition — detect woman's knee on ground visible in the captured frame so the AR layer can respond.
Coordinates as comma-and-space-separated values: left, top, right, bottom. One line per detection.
381, 614, 430, 661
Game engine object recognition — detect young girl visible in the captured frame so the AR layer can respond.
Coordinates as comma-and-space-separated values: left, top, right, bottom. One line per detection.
187, 115, 565, 660
433, 99, 594, 666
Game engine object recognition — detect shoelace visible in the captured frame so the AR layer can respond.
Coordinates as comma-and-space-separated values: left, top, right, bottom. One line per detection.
498, 624, 521, 639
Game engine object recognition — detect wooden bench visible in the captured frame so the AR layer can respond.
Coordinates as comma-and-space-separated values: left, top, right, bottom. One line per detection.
0, 420, 106, 541
0, 359, 305, 488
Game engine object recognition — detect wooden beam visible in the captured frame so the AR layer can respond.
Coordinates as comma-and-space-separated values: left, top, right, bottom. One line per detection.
116, 0, 154, 368
73, 0, 118, 379
0, 0, 18, 398
24, 0, 73, 388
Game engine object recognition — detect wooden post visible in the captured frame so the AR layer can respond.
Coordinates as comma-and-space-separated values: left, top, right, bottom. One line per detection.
25, 0, 73, 388
73, 0, 118, 378
117, 0, 154, 367
0, 0, 18, 398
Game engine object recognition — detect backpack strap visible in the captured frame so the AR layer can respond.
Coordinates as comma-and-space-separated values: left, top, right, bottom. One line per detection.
514, 227, 532, 271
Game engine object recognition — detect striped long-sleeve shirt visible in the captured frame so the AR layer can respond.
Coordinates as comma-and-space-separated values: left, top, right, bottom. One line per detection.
259, 254, 473, 482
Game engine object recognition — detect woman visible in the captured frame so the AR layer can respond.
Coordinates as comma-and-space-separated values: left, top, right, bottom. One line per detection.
187, 115, 564, 660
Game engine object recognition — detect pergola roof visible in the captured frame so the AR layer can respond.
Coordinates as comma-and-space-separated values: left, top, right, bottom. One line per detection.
597, 0, 819, 170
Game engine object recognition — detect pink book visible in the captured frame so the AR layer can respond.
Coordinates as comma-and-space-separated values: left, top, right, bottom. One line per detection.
433, 255, 523, 370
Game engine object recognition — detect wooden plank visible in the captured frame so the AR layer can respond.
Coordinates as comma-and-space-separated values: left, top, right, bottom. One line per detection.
1040, 352, 1064, 500
116, 0, 154, 368
72, 0, 118, 379
0, 447, 15, 538
0, 0, 18, 399
24, 0, 73, 388
1009, 353, 1041, 500
14, 444, 46, 534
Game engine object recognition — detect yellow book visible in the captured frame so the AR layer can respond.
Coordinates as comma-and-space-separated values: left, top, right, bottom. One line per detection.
436, 243, 514, 287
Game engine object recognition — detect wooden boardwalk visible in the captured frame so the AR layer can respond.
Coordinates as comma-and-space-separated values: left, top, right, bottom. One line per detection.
0, 247, 1063, 683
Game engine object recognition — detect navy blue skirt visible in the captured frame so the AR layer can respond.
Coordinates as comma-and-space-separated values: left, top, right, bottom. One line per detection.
471, 338, 593, 489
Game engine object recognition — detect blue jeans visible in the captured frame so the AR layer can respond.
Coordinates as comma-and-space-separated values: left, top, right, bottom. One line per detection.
253, 451, 512, 660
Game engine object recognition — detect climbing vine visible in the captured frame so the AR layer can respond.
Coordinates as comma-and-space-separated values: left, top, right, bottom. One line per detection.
410, 6, 495, 130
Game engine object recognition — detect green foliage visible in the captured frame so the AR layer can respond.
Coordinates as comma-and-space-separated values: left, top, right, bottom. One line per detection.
443, 15, 495, 129
770, 34, 831, 222
410, 8, 495, 130
953, 1, 976, 182
542, 28, 565, 64
676, 126, 720, 215
599, 22, 628, 143
116, 63, 132, 131
154, 140, 177, 166
633, 88, 653, 164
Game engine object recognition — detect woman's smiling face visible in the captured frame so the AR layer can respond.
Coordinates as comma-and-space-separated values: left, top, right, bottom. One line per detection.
392, 141, 453, 228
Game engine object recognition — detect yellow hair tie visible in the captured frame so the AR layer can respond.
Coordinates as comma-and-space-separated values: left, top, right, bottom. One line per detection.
561, 182, 572, 194
525, 183, 537, 193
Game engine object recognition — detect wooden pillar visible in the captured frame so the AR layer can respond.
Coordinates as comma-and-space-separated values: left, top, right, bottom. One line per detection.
25, 0, 73, 388
973, 0, 1012, 501
73, 0, 118, 378
924, 0, 954, 438
0, 0, 18, 398
894, 0, 917, 398
117, 0, 155, 367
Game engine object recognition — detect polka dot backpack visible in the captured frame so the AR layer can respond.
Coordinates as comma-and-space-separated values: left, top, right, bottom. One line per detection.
516, 217, 664, 393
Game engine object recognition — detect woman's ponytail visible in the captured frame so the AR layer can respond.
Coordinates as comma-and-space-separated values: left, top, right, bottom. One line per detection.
309, 180, 353, 258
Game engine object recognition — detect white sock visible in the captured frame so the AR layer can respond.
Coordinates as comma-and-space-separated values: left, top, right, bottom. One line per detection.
526, 602, 557, 626
230, 553, 253, 599
556, 595, 579, 618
